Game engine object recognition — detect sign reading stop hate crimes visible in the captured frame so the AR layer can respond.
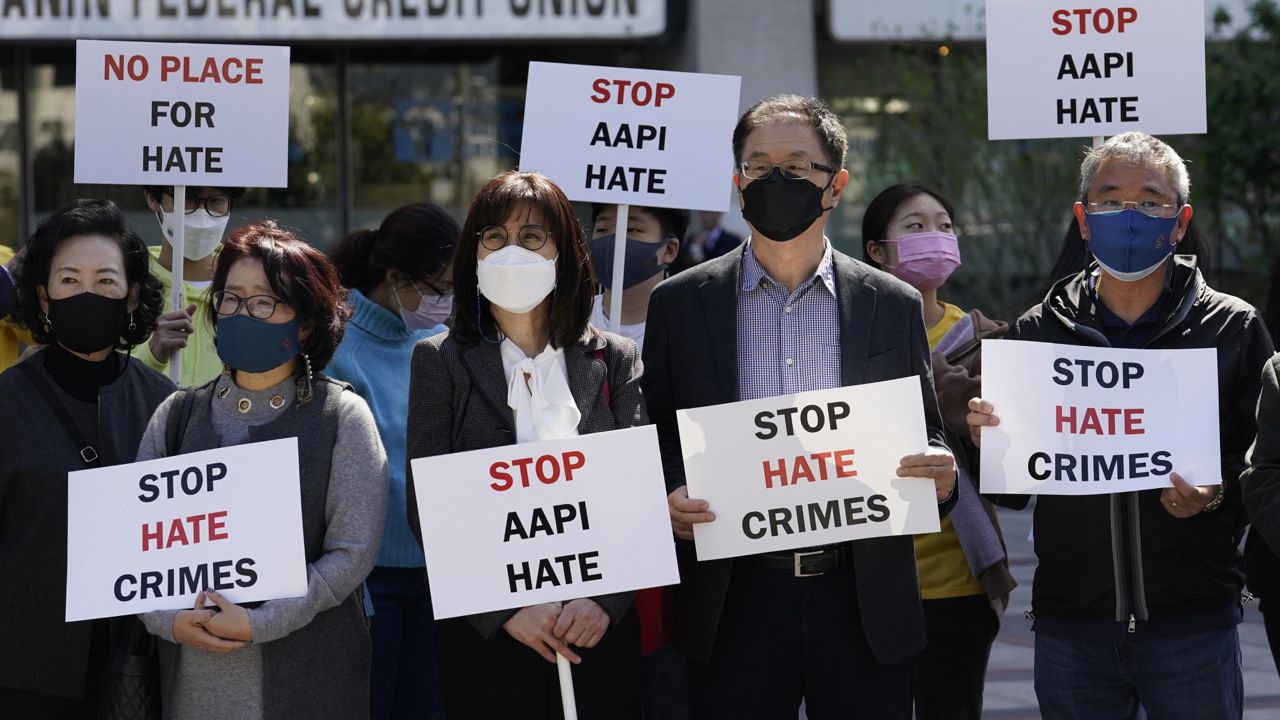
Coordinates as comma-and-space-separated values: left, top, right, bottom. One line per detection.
979, 341, 1220, 495
65, 438, 307, 622
986, 0, 1206, 140
411, 426, 678, 619
74, 40, 290, 187
518, 61, 741, 211
677, 378, 942, 562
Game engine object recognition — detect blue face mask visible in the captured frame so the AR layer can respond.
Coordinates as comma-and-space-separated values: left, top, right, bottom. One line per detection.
215, 314, 301, 373
590, 233, 670, 290
1084, 208, 1180, 282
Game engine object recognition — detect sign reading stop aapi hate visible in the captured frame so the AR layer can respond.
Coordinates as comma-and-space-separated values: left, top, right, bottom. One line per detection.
979, 340, 1221, 495
986, 0, 1206, 140
518, 62, 741, 212
66, 438, 308, 622
677, 378, 942, 562
74, 40, 290, 187
411, 426, 678, 620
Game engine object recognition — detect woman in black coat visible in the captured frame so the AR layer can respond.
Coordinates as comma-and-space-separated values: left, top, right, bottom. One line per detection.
406, 171, 645, 720
0, 200, 173, 717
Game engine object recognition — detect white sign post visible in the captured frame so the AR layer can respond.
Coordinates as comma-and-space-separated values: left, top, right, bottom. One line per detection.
986, 0, 1206, 140
65, 438, 308, 622
518, 61, 740, 333
74, 40, 290, 382
412, 426, 676, 718
979, 340, 1221, 495
677, 378, 941, 562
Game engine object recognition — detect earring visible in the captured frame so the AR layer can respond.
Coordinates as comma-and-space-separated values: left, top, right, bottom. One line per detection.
128, 312, 136, 331
296, 351, 314, 404
40, 314, 52, 334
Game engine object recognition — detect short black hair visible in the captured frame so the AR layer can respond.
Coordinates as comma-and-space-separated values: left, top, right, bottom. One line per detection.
13, 199, 164, 349
861, 183, 957, 270
589, 204, 691, 243
732, 95, 848, 169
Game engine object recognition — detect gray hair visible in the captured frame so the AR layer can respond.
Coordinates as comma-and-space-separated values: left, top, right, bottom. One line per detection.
1079, 132, 1191, 204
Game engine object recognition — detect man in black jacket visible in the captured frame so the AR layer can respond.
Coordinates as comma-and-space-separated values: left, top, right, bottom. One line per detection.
643, 95, 957, 720
968, 132, 1274, 720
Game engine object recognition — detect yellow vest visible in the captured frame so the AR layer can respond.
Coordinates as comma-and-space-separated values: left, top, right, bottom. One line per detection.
914, 302, 986, 600
136, 247, 225, 387
0, 246, 33, 373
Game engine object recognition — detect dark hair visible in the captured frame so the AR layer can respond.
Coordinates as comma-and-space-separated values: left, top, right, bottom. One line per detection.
208, 221, 350, 371
589, 204, 691, 243
1266, 254, 1280, 344
861, 183, 957, 270
732, 95, 848, 169
451, 171, 594, 348
143, 185, 246, 203
13, 198, 163, 349
330, 203, 459, 292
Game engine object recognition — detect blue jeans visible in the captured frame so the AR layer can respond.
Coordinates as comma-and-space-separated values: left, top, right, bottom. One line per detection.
367, 566, 445, 720
1034, 627, 1242, 720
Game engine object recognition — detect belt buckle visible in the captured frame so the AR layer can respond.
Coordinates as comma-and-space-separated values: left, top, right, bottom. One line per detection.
794, 550, 825, 578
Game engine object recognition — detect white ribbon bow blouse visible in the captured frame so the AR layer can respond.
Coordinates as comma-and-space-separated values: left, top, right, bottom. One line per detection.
500, 339, 582, 443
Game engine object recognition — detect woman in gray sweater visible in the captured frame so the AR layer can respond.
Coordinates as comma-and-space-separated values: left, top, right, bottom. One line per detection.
136, 221, 388, 720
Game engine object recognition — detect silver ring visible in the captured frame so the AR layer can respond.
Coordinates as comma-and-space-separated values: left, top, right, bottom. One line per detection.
1170, 501, 1179, 507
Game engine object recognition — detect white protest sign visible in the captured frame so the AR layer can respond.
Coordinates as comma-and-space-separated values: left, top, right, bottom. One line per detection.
518, 61, 741, 212
74, 40, 290, 187
677, 378, 941, 562
411, 426, 678, 619
66, 438, 307, 622
986, 0, 1206, 140
979, 340, 1220, 495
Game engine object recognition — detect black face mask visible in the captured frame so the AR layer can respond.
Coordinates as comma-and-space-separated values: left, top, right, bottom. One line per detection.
46, 292, 129, 354
590, 233, 669, 290
740, 167, 832, 242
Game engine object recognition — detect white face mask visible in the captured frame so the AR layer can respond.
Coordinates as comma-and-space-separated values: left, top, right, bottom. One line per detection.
159, 208, 230, 261
476, 246, 557, 314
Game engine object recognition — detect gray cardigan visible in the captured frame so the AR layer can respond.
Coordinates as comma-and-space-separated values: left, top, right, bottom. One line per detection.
0, 351, 174, 699
405, 328, 645, 639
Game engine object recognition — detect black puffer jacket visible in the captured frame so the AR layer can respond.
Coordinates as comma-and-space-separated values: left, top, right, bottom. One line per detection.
1003, 256, 1273, 625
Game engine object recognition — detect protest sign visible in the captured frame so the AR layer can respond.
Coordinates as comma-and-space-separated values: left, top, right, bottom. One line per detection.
65, 438, 307, 622
74, 40, 290, 187
677, 378, 941, 562
986, 0, 1206, 140
410, 426, 678, 620
518, 61, 740, 211
979, 340, 1220, 495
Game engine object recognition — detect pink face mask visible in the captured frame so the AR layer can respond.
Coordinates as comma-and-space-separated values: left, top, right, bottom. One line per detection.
882, 231, 961, 291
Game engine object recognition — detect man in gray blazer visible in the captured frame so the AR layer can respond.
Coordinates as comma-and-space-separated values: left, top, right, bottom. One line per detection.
642, 95, 957, 719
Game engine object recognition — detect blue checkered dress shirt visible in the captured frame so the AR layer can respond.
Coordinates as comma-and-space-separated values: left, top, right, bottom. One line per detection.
737, 240, 841, 401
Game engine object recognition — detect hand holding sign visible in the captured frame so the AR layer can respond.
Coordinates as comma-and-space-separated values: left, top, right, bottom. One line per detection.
667, 485, 714, 541
503, 602, 581, 665
172, 592, 246, 654
898, 449, 958, 501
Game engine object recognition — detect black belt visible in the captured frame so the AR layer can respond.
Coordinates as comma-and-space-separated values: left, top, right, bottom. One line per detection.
743, 546, 851, 577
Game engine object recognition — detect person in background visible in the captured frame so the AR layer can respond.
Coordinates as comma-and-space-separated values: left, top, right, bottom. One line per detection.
138, 185, 245, 386
1242, 256, 1280, 679
862, 183, 1013, 720
967, 132, 1273, 720
670, 210, 742, 274
588, 204, 687, 355
328, 203, 457, 720
0, 244, 27, 370
137, 221, 388, 720
0, 199, 172, 716
406, 171, 645, 719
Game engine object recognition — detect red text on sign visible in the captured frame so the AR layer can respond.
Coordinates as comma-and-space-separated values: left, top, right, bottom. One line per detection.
1055, 406, 1145, 436
141, 510, 230, 551
490, 451, 586, 491
763, 449, 857, 489
590, 78, 676, 108
1051, 7, 1138, 35
160, 55, 264, 84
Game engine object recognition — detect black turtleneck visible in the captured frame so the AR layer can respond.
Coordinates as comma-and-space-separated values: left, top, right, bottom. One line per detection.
42, 343, 122, 403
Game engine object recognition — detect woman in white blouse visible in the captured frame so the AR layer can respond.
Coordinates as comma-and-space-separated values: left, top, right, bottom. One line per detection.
405, 171, 646, 719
